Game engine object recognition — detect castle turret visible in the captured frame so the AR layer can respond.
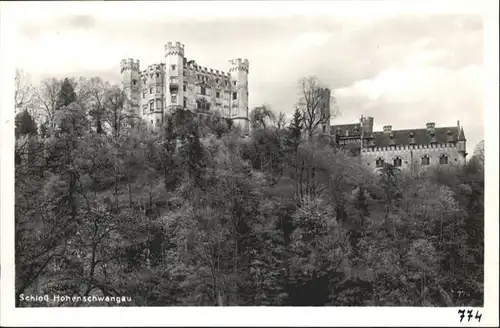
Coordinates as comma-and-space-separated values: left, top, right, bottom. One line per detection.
457, 120, 467, 159
120, 58, 141, 117
229, 58, 250, 135
164, 42, 185, 112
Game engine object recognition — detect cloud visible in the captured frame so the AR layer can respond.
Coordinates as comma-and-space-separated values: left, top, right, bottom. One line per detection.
289, 31, 333, 54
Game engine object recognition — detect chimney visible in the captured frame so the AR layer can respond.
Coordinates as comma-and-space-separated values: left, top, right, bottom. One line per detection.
426, 122, 436, 131
383, 125, 392, 134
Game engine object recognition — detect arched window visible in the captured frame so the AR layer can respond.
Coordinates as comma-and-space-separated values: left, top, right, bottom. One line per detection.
439, 154, 449, 165
376, 157, 385, 168
393, 156, 402, 167
421, 155, 430, 166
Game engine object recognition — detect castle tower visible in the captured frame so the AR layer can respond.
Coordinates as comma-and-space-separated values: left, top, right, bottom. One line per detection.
120, 58, 141, 117
164, 42, 185, 112
229, 58, 250, 135
141, 63, 165, 130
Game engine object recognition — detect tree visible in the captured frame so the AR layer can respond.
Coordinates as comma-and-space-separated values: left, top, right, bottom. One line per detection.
249, 105, 276, 130
36, 78, 62, 133
78, 77, 111, 134
273, 111, 287, 130
56, 78, 78, 109
15, 69, 37, 118
295, 76, 339, 139
104, 86, 128, 139
15, 111, 37, 137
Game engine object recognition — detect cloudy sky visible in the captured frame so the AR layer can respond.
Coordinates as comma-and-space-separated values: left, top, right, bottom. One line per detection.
10, 1, 485, 153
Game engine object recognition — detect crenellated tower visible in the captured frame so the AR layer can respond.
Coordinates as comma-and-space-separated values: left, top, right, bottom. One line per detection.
229, 58, 250, 135
164, 42, 185, 112
120, 58, 141, 117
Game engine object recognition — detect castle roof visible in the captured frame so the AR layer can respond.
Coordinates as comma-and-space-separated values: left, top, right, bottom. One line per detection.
330, 123, 463, 147
369, 126, 460, 147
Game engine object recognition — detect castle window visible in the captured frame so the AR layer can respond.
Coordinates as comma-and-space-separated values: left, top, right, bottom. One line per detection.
439, 154, 449, 165
156, 118, 160, 124
233, 92, 237, 100
143, 91, 146, 98
200, 86, 206, 95
345, 129, 349, 136
376, 158, 385, 168
183, 84, 187, 92
156, 73, 159, 78
216, 91, 220, 98
393, 157, 402, 167
133, 79, 137, 86
233, 81, 237, 86
421, 155, 430, 166
149, 87, 153, 94
151, 120, 153, 125
149, 102, 154, 112
156, 99, 162, 110
171, 95, 177, 104
171, 65, 176, 70
156, 85, 161, 93
183, 98, 187, 108
216, 78, 219, 84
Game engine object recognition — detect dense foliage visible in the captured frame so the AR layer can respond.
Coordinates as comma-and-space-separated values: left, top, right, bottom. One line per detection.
15, 73, 484, 307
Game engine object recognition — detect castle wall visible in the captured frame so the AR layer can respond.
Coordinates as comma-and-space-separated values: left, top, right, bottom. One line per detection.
361, 143, 466, 173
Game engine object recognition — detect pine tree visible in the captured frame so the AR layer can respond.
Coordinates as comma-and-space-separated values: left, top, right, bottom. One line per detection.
56, 78, 77, 109
284, 108, 303, 153
15, 110, 37, 137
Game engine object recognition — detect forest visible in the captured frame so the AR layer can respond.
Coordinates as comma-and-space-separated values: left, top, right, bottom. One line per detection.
14, 70, 484, 306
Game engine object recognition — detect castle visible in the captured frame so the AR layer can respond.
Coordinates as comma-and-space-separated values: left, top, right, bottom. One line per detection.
120, 42, 250, 133
331, 117, 467, 173
118, 42, 467, 173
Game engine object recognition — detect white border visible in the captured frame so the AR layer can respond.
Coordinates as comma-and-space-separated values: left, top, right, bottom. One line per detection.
1, 1, 498, 326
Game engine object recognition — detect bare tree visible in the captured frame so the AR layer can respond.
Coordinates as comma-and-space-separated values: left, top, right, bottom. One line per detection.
295, 76, 339, 139
36, 77, 62, 131
79, 77, 111, 134
273, 111, 287, 130
105, 86, 128, 139
15, 69, 37, 117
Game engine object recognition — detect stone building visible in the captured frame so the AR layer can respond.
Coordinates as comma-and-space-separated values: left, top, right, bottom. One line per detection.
331, 116, 467, 173
120, 42, 250, 134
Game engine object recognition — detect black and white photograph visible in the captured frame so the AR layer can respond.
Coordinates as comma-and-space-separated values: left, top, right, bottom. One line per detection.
1, 0, 498, 326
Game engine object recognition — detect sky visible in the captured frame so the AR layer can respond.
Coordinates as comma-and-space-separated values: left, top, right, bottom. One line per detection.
10, 1, 485, 154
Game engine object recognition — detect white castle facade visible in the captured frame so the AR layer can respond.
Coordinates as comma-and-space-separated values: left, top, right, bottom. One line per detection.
120, 42, 250, 133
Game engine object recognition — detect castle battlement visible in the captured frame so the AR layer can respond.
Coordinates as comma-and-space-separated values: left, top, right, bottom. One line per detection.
164, 41, 185, 56
139, 65, 165, 81
120, 58, 140, 72
362, 142, 457, 153
229, 58, 250, 73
